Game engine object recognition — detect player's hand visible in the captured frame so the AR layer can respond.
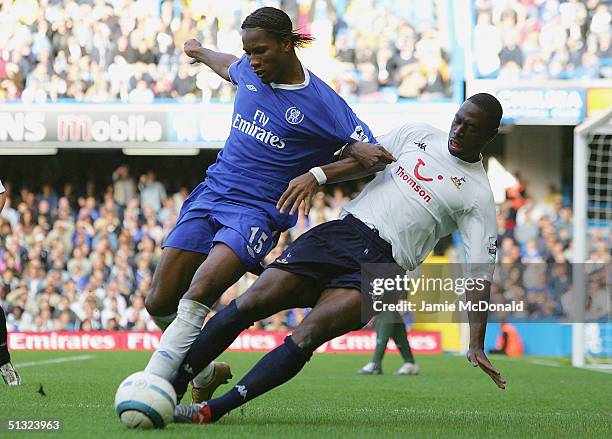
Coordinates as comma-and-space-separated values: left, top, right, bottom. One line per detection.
277, 173, 319, 216
184, 39, 203, 62
349, 143, 396, 169
466, 348, 506, 389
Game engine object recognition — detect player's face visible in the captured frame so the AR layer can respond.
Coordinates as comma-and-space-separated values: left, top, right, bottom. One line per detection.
242, 28, 291, 84
448, 101, 498, 162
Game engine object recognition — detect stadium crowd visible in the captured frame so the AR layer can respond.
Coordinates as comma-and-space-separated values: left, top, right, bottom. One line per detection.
473, 0, 612, 80
1, 0, 610, 106
0, 167, 355, 332
0, 168, 609, 332
488, 179, 610, 321
0, 0, 453, 103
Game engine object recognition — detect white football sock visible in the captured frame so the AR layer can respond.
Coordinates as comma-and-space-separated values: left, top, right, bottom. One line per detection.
144, 299, 210, 379
150, 312, 177, 332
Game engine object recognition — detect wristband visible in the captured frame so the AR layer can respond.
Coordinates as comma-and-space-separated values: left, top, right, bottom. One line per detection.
309, 167, 327, 185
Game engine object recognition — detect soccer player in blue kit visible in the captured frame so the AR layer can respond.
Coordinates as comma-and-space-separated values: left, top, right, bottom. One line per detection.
143, 7, 394, 402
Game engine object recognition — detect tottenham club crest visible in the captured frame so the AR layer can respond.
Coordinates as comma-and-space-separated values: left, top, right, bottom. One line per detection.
285, 107, 305, 125
450, 176, 466, 189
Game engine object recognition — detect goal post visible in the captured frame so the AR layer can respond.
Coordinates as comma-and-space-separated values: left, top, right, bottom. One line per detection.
572, 108, 612, 368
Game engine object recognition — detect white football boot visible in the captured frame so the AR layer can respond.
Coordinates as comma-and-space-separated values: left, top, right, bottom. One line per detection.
1, 362, 21, 385
394, 362, 419, 376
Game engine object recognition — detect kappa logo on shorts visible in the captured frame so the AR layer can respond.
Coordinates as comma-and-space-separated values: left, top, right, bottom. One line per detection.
276, 252, 291, 264
285, 107, 305, 125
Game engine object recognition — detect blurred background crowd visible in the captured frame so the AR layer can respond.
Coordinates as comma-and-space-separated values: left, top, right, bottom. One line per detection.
0, 168, 609, 332
0, 0, 456, 103
473, 0, 612, 80
2, 0, 609, 105
488, 177, 610, 322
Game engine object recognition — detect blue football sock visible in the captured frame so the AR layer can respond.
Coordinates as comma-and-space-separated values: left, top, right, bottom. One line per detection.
207, 336, 311, 421
171, 300, 252, 399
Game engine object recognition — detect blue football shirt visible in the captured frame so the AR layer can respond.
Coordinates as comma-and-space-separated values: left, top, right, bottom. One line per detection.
200, 55, 375, 230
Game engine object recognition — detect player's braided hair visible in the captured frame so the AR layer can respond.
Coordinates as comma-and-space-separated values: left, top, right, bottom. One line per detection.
241, 7, 314, 48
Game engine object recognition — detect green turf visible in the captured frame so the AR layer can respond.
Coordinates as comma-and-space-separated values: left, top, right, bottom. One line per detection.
0, 351, 610, 438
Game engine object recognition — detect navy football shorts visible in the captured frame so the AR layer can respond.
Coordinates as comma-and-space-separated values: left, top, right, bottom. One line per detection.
163, 182, 278, 274
267, 214, 397, 291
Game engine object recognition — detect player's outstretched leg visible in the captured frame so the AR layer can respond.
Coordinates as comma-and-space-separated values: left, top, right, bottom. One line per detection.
0, 305, 20, 385
171, 268, 319, 401
175, 287, 365, 424
145, 244, 245, 398
144, 247, 229, 397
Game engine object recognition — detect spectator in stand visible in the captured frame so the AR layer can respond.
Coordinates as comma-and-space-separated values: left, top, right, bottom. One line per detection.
112, 165, 137, 210
473, 0, 612, 79
1, 0, 456, 102
138, 171, 166, 214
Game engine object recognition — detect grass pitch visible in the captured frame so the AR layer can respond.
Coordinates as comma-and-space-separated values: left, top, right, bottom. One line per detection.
1, 351, 610, 438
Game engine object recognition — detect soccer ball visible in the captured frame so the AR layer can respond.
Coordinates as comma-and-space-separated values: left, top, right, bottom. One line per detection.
114, 371, 176, 429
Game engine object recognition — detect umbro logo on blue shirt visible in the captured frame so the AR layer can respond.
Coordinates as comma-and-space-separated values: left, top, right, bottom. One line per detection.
246, 84, 258, 92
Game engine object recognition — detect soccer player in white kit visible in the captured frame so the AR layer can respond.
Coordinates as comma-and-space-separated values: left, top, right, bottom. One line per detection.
171, 94, 507, 424
0, 179, 21, 385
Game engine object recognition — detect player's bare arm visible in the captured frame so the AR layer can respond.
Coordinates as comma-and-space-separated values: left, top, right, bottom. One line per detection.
277, 150, 396, 215
184, 39, 238, 82
340, 141, 396, 168
466, 281, 506, 389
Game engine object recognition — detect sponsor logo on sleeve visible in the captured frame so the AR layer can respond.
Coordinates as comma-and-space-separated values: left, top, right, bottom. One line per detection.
350, 125, 369, 142
487, 236, 498, 257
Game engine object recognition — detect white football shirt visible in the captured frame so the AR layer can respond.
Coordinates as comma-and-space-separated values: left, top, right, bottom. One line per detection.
341, 123, 497, 280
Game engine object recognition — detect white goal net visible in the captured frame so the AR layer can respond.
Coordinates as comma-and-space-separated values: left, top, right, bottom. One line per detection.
572, 108, 612, 369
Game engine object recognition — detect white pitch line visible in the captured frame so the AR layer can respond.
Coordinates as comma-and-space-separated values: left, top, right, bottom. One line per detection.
581, 366, 612, 375
14, 354, 95, 368
526, 359, 612, 374
528, 359, 562, 367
